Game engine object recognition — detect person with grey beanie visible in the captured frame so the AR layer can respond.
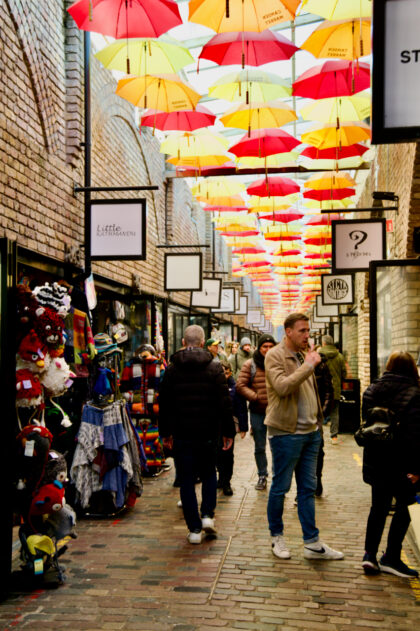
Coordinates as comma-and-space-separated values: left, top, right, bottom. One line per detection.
229, 336, 253, 379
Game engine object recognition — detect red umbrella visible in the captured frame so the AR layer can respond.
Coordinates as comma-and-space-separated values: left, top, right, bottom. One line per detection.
229, 129, 300, 158
304, 237, 332, 245
140, 106, 216, 133
220, 229, 260, 237
176, 162, 237, 176
259, 211, 304, 223
67, 0, 182, 38
292, 60, 370, 99
198, 30, 299, 70
273, 248, 302, 256
232, 247, 266, 254
303, 188, 355, 201
305, 252, 332, 259
265, 234, 301, 242
242, 260, 271, 268
301, 143, 369, 160
247, 176, 300, 197
204, 205, 248, 212
305, 214, 341, 225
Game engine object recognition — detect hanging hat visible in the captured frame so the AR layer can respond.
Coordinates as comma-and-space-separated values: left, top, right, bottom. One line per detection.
93, 333, 118, 355
112, 322, 128, 344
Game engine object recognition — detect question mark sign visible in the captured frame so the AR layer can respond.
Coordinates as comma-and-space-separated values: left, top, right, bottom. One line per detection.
349, 230, 368, 250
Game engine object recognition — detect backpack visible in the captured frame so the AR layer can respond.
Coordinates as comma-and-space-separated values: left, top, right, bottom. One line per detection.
354, 407, 397, 447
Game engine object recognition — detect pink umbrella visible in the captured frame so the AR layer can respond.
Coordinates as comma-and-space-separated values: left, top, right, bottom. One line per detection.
292, 60, 370, 99
140, 106, 216, 133
259, 211, 304, 223
229, 129, 300, 157
247, 176, 300, 197
198, 30, 299, 70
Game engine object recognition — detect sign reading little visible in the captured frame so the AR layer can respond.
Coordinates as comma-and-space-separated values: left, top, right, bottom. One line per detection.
90, 199, 146, 260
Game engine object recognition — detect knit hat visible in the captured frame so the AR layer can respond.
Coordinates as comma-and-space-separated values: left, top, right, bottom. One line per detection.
93, 332, 119, 355
240, 337, 251, 348
205, 338, 220, 348
137, 344, 156, 357
257, 334, 276, 350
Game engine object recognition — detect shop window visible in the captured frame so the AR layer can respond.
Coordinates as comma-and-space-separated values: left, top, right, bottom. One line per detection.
340, 314, 359, 379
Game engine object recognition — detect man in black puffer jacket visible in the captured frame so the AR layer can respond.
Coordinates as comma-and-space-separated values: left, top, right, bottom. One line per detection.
159, 325, 235, 544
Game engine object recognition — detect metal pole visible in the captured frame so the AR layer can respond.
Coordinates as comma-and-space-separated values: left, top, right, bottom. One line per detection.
84, 31, 92, 277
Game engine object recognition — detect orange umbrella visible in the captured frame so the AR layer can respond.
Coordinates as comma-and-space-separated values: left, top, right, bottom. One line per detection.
189, 0, 300, 33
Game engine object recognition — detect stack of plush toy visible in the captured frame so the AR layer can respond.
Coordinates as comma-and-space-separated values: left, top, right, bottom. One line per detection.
14, 283, 79, 586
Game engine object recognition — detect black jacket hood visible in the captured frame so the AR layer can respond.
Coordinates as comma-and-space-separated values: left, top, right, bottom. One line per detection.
171, 347, 213, 369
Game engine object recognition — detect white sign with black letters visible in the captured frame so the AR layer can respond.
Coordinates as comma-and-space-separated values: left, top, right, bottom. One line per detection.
322, 273, 354, 305
90, 199, 146, 260
332, 219, 386, 273
191, 278, 222, 308
212, 287, 235, 313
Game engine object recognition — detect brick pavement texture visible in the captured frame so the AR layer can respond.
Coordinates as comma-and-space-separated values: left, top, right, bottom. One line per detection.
2, 434, 420, 630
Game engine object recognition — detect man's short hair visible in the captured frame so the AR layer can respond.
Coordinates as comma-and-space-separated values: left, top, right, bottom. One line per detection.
322, 334, 334, 346
183, 324, 205, 347
284, 312, 309, 330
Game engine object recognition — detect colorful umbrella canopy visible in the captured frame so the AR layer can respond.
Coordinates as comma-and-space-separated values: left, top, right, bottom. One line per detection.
301, 18, 371, 60
167, 155, 232, 168
189, 0, 300, 33
160, 131, 229, 157
259, 211, 304, 223
299, 0, 372, 20
300, 93, 371, 123
304, 171, 356, 189
116, 74, 201, 111
303, 188, 355, 201
301, 121, 371, 149
229, 128, 300, 157
140, 105, 216, 133
247, 177, 300, 197
221, 102, 298, 134
67, 0, 182, 38
209, 69, 291, 102
292, 60, 370, 99
300, 143, 369, 160
95, 38, 193, 76
204, 204, 248, 212
198, 30, 299, 69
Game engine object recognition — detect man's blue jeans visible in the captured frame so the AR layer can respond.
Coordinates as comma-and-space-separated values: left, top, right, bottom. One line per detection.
173, 438, 218, 533
267, 430, 321, 543
250, 412, 268, 477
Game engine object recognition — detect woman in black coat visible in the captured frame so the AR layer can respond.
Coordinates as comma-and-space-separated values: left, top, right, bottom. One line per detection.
361, 352, 420, 578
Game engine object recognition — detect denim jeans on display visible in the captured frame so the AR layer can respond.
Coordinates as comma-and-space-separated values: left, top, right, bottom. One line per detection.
250, 411, 268, 477
267, 430, 321, 542
173, 438, 218, 533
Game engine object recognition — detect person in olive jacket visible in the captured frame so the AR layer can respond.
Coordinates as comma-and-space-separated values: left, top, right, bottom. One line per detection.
229, 337, 253, 379
319, 335, 347, 443
361, 351, 420, 579
236, 334, 276, 490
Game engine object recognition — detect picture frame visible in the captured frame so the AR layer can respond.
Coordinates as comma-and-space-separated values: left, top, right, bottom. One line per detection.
316, 295, 338, 317
164, 253, 202, 292
90, 198, 146, 260
190, 278, 222, 309
322, 273, 355, 305
235, 296, 248, 315
332, 219, 386, 273
211, 287, 236, 313
247, 309, 263, 326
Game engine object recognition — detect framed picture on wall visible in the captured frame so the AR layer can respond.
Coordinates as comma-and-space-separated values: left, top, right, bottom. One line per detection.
164, 253, 202, 291
235, 296, 248, 315
322, 273, 354, 305
247, 309, 263, 325
316, 295, 338, 317
90, 198, 147, 260
191, 278, 222, 308
212, 287, 236, 313
332, 219, 386, 273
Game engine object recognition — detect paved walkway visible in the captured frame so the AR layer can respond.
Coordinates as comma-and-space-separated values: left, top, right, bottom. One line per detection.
2, 433, 420, 631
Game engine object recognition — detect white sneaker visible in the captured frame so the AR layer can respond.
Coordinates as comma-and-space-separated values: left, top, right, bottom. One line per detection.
304, 541, 344, 560
202, 516, 217, 534
271, 535, 291, 559
187, 530, 203, 544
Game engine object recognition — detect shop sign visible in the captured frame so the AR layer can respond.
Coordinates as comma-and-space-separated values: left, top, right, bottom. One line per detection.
164, 253, 202, 291
316, 295, 338, 317
321, 273, 354, 305
331, 219, 386, 273
90, 199, 146, 260
247, 309, 263, 325
235, 295, 248, 315
191, 278, 222, 308
372, 0, 420, 143
212, 287, 236, 313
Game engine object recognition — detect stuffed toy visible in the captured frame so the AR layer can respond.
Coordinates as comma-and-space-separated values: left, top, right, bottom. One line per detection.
16, 369, 43, 408
16, 424, 53, 494
32, 282, 71, 318
40, 450, 68, 486
40, 357, 73, 398
29, 480, 65, 528
16, 330, 50, 374
16, 285, 39, 343
33, 306, 64, 354
45, 504, 77, 541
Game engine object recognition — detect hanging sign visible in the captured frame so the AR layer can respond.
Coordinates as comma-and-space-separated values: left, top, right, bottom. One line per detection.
372, 0, 420, 143
212, 287, 236, 313
316, 295, 338, 317
164, 253, 202, 291
90, 199, 146, 260
322, 273, 354, 305
332, 219, 386, 273
235, 296, 248, 315
247, 309, 263, 325
191, 278, 222, 309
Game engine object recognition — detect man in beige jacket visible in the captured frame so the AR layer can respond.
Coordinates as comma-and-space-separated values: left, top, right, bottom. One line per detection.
264, 313, 344, 561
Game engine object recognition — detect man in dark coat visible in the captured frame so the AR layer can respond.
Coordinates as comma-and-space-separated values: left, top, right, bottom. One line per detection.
159, 325, 235, 544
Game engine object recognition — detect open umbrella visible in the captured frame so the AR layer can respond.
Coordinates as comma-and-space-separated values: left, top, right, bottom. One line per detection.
95, 38, 193, 76
229, 129, 300, 157
247, 177, 300, 198
301, 121, 371, 149
189, 0, 300, 33
209, 69, 291, 103
304, 171, 356, 190
292, 60, 370, 99
301, 143, 369, 160
303, 188, 355, 201
68, 0, 182, 38
301, 155, 366, 170
299, 0, 372, 20
248, 195, 298, 212
236, 152, 299, 169
160, 131, 229, 157
301, 18, 371, 60
140, 105, 216, 133
167, 156, 232, 169
192, 179, 244, 198
221, 103, 297, 138
305, 214, 341, 225
116, 74, 201, 111
204, 204, 248, 213
300, 93, 371, 124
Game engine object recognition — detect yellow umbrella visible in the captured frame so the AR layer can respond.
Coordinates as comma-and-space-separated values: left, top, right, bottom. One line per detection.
220, 101, 297, 132
303, 199, 353, 210
189, 0, 300, 33
213, 214, 257, 226
301, 18, 371, 60
167, 155, 231, 168
248, 194, 299, 213
300, 93, 371, 124
192, 179, 245, 198
300, 156, 365, 170
95, 39, 194, 76
116, 74, 201, 111
301, 122, 371, 149
299, 0, 372, 19
197, 194, 245, 206
304, 171, 356, 190
209, 70, 291, 103
160, 131, 229, 157
236, 152, 299, 169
